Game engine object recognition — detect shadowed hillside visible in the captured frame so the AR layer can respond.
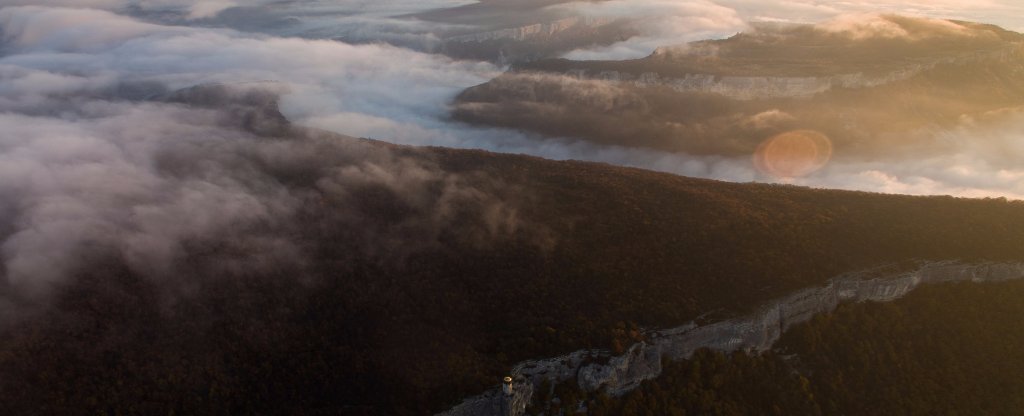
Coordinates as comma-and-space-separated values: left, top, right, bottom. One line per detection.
548, 278, 1024, 415
3, 97, 1024, 414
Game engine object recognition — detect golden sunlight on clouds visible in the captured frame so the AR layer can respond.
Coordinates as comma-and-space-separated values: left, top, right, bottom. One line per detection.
753, 130, 833, 178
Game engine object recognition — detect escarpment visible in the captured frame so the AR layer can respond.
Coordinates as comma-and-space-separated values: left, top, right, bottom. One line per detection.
548, 44, 1023, 100
439, 261, 1024, 416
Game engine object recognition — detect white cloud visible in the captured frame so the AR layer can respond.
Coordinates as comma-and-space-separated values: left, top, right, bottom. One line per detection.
721, 0, 1024, 30
1, 2, 1023, 298
556, 0, 747, 59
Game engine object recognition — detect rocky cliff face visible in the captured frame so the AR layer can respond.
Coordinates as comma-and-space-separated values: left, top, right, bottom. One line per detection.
435, 382, 532, 416
447, 16, 613, 43
554, 46, 1023, 100
438, 261, 1024, 415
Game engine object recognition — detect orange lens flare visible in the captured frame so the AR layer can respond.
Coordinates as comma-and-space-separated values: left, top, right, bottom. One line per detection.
753, 130, 833, 179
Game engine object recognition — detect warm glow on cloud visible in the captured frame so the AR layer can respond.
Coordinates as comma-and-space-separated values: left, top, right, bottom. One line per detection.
754, 130, 833, 179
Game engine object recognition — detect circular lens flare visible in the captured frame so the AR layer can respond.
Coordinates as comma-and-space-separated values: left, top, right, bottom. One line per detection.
753, 130, 833, 178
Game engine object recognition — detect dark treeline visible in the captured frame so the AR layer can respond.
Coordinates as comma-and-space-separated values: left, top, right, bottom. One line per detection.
556, 279, 1024, 415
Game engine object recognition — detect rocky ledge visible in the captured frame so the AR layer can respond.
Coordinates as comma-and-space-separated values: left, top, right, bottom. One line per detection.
553, 45, 1022, 100
438, 261, 1024, 416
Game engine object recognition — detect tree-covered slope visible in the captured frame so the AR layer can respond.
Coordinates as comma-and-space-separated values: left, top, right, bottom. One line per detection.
560, 279, 1024, 415
3, 126, 1024, 415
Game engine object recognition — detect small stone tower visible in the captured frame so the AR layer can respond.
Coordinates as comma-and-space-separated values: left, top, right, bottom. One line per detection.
500, 376, 514, 416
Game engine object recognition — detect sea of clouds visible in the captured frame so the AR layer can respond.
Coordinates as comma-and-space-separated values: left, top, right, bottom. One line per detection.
1, 1, 1023, 301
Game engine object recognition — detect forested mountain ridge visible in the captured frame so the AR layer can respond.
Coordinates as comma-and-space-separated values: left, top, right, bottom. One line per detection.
444, 260, 1023, 416
549, 278, 1024, 415
453, 15, 1024, 157
3, 98, 1024, 414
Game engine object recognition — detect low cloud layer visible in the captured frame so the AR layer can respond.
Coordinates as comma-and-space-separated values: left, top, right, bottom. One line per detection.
0, 6, 542, 302
553, 0, 747, 60
0, 89, 538, 298
2, 3, 1023, 301
3, 4, 1021, 194
0, 5, 500, 140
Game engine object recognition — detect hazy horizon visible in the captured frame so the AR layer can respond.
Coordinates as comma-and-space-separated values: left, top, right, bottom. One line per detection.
2, 1, 1023, 201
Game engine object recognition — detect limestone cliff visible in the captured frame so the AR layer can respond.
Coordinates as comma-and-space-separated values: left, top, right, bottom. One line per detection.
447, 17, 613, 43
554, 46, 1023, 100
438, 261, 1024, 416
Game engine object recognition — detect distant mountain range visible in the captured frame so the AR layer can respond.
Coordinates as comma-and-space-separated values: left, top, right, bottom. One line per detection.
409, 0, 635, 63
454, 15, 1024, 163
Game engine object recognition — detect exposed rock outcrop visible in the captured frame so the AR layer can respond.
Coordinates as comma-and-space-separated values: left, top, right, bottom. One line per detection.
554, 45, 1023, 100
447, 17, 612, 43
438, 261, 1024, 415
